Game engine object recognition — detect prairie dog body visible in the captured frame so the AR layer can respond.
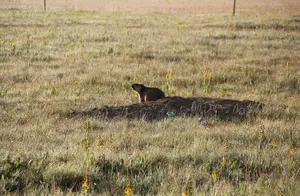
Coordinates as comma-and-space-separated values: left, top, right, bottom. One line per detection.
132, 83, 165, 102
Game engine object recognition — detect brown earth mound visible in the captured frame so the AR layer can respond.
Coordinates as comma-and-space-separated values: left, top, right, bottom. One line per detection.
67, 96, 263, 121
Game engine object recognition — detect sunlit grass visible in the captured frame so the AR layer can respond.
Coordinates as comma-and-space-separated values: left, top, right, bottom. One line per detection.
0, 8, 300, 195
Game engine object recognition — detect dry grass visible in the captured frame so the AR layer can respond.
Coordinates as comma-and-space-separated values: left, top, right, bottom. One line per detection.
0, 7, 300, 195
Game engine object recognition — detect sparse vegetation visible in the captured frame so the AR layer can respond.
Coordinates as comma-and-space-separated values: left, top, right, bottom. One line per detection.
0, 4, 300, 195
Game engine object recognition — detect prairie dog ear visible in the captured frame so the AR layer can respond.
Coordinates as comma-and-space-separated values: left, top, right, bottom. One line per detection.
132, 83, 144, 92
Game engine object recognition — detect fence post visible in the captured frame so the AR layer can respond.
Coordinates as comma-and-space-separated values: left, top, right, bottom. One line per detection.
233, 0, 236, 16
44, 0, 46, 11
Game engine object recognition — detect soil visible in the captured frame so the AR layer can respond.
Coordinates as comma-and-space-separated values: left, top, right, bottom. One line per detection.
67, 96, 264, 121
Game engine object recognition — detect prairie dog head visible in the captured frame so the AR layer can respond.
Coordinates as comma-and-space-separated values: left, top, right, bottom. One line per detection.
132, 83, 146, 93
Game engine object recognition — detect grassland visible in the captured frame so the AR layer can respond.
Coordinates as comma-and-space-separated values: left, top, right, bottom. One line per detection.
0, 8, 300, 195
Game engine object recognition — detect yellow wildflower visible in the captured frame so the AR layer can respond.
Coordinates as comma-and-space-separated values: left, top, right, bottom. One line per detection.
203, 73, 207, 80
165, 73, 169, 80
209, 73, 213, 80
74, 80, 78, 85
271, 139, 277, 148
111, 145, 116, 152
82, 179, 90, 190
166, 71, 173, 80
286, 61, 289, 69
212, 169, 218, 183
133, 76, 138, 82
124, 179, 133, 196
178, 25, 185, 30
289, 146, 296, 156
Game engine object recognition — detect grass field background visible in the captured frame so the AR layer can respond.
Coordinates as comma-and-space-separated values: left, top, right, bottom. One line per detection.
1, 1, 300, 195
1, 0, 300, 13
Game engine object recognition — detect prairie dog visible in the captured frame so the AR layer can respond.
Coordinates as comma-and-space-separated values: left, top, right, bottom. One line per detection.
132, 83, 165, 102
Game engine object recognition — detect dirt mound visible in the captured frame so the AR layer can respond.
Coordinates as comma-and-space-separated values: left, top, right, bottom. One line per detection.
67, 96, 263, 121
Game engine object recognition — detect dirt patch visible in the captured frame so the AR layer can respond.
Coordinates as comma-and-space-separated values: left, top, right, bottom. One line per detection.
67, 96, 263, 121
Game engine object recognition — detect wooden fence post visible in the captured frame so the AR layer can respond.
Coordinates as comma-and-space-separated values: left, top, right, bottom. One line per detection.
233, 0, 236, 16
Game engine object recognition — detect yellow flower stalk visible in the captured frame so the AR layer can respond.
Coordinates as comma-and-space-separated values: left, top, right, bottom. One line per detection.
289, 146, 296, 156
82, 179, 90, 191
165, 73, 169, 80
212, 169, 218, 183
124, 179, 133, 196
286, 61, 289, 69
166, 71, 173, 80
166, 72, 173, 80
